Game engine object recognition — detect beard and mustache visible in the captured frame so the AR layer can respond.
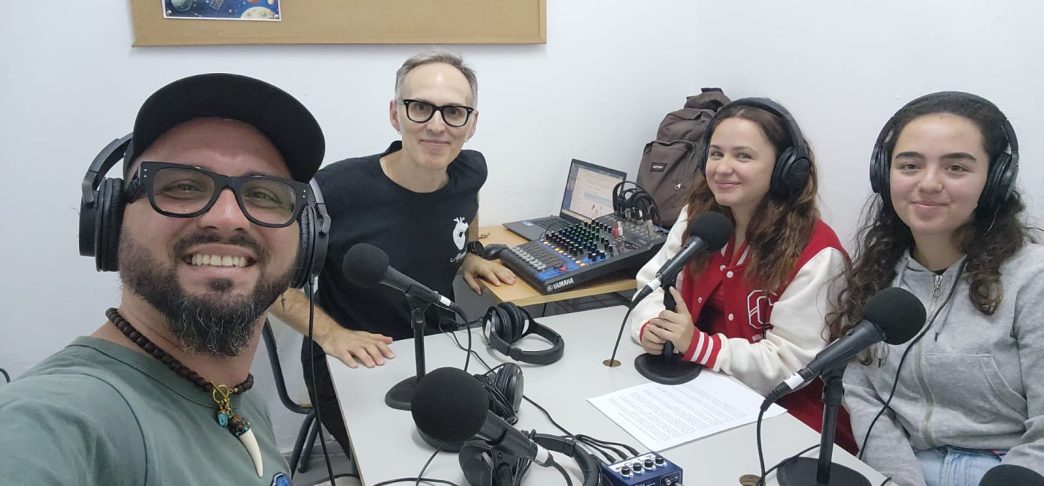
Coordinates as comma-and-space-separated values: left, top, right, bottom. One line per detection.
118, 230, 295, 357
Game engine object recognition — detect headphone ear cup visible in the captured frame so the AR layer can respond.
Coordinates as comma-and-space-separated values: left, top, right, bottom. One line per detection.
79, 187, 101, 259
504, 303, 527, 342
96, 178, 125, 272
291, 207, 315, 289
772, 147, 810, 199
496, 364, 523, 415
981, 153, 1016, 214
493, 304, 518, 344
458, 442, 493, 486
869, 135, 890, 196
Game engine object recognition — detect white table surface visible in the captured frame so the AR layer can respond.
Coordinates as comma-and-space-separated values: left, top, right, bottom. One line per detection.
329, 306, 885, 485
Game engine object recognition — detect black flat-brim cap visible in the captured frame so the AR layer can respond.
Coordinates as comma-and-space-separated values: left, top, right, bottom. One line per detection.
125, 73, 325, 183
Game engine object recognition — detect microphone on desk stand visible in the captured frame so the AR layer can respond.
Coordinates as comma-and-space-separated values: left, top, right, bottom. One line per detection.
768, 287, 926, 486
603, 212, 732, 387
342, 243, 467, 412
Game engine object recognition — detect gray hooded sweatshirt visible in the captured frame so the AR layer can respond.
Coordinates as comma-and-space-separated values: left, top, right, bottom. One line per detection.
844, 243, 1044, 485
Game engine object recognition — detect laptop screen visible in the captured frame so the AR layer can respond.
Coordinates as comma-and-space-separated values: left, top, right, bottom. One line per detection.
560, 159, 627, 222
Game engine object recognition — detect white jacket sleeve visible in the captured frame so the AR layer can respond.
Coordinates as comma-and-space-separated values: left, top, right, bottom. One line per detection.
713, 247, 846, 395
628, 205, 691, 343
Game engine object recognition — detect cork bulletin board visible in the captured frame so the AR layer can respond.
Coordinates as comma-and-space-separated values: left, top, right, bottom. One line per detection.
130, 0, 547, 46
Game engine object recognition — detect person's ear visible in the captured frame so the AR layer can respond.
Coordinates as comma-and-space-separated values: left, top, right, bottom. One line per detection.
466, 110, 479, 141
389, 99, 401, 133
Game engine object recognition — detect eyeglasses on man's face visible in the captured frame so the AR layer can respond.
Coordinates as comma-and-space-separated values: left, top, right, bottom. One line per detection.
400, 99, 475, 127
124, 161, 311, 228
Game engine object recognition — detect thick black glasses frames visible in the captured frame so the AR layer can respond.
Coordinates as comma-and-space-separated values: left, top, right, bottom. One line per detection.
400, 98, 475, 127
124, 161, 312, 228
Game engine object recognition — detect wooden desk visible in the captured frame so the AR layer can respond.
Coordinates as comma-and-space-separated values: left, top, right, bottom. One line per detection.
477, 225, 637, 307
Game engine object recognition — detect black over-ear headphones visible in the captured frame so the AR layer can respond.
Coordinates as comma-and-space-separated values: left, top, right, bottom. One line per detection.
459, 433, 601, 486
869, 91, 1020, 215
78, 135, 329, 289
474, 363, 524, 425
483, 303, 564, 366
698, 97, 812, 200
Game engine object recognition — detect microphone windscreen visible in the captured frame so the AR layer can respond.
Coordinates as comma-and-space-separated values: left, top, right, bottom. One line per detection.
690, 212, 732, 251
411, 367, 490, 443
341, 243, 389, 288
863, 287, 927, 345
979, 464, 1044, 486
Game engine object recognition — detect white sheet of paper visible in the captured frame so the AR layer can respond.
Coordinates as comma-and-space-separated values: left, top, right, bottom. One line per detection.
588, 372, 788, 451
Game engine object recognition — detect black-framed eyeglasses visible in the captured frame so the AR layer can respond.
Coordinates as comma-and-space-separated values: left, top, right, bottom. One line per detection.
400, 99, 475, 127
124, 161, 312, 228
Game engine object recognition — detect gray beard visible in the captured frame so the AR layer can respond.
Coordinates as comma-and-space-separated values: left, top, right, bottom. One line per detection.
118, 231, 294, 357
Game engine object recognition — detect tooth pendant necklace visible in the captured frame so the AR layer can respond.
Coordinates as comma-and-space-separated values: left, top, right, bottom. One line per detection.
106, 308, 264, 477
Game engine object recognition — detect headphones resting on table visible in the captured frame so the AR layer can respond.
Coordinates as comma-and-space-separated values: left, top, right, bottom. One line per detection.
78, 134, 329, 289
459, 432, 601, 486
697, 97, 812, 200
483, 303, 564, 366
474, 363, 524, 425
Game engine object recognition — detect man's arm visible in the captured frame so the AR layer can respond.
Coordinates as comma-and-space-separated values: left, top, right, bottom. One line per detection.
461, 213, 516, 295
269, 289, 394, 368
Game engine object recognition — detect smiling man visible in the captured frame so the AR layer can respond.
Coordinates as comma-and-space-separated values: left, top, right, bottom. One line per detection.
0, 73, 325, 484
269, 51, 515, 452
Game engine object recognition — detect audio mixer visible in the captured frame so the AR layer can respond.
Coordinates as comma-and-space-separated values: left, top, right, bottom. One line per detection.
498, 213, 667, 294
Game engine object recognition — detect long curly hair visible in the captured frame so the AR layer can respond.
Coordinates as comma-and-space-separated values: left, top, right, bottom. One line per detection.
828, 93, 1031, 345
683, 103, 820, 291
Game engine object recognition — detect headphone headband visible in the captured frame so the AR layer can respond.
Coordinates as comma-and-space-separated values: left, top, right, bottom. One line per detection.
718, 97, 810, 163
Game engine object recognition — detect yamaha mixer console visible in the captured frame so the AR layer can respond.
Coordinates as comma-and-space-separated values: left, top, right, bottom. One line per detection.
499, 213, 667, 294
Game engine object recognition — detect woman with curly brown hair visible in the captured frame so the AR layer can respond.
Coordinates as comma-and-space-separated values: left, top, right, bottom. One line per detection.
628, 98, 856, 452
834, 92, 1043, 486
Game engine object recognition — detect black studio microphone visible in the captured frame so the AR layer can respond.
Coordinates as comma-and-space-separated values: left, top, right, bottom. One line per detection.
412, 367, 554, 467
631, 212, 732, 304
342, 243, 462, 314
979, 464, 1044, 486
762, 287, 926, 409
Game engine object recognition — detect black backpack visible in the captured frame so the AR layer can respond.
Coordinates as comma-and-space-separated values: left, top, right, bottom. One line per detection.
636, 88, 730, 227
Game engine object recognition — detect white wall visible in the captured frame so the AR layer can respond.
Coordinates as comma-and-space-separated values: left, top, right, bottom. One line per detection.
1, 0, 1042, 452
691, 0, 1044, 243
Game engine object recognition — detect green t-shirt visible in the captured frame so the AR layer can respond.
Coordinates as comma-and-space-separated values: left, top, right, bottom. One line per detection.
0, 337, 292, 485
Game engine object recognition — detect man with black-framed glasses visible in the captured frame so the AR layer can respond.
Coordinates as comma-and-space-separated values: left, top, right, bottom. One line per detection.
269, 51, 516, 452
0, 73, 323, 484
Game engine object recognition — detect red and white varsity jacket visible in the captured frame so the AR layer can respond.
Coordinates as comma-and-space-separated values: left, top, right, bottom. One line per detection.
629, 206, 857, 451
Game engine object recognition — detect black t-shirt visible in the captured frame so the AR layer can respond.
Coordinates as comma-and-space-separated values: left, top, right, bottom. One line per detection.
312, 141, 486, 341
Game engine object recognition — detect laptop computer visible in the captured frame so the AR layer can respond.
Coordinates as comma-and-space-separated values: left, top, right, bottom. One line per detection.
503, 159, 627, 241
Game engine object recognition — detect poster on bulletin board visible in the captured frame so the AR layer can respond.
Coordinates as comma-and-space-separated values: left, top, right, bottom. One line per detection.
131, 0, 546, 46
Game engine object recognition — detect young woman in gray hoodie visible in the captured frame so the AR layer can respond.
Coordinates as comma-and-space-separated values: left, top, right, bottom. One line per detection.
829, 92, 1043, 486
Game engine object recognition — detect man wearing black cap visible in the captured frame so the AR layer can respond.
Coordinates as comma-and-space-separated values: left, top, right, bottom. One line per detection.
0, 73, 324, 484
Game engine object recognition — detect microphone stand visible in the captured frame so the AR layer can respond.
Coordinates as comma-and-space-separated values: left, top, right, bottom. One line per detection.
633, 279, 702, 385
777, 367, 869, 486
385, 294, 429, 411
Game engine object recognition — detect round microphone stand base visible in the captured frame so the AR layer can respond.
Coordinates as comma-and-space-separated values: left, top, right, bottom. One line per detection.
418, 427, 465, 453
385, 375, 417, 411
634, 353, 702, 385
777, 457, 870, 486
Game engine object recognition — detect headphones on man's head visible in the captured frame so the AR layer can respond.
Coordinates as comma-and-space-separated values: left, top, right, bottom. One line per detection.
78, 135, 329, 289
459, 433, 601, 486
698, 98, 812, 200
869, 91, 1020, 216
483, 303, 564, 366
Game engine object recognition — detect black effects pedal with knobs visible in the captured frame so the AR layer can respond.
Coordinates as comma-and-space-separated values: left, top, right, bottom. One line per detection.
599, 452, 683, 486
